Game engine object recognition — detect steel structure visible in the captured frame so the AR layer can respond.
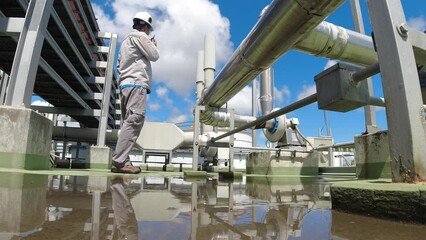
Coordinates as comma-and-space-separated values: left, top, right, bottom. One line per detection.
0, 0, 120, 137
196, 0, 426, 181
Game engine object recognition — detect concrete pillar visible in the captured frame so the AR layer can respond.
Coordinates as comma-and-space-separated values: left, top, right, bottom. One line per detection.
0, 173, 47, 235
0, 106, 52, 170
355, 131, 391, 179
87, 146, 112, 169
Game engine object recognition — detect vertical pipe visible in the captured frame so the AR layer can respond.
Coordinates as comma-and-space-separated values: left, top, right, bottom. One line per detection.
203, 34, 216, 134
196, 51, 205, 102
259, 67, 274, 115
204, 34, 216, 91
5, 0, 53, 107
350, 0, 378, 132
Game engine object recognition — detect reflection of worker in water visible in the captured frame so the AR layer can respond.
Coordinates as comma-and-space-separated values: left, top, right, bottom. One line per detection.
110, 177, 138, 239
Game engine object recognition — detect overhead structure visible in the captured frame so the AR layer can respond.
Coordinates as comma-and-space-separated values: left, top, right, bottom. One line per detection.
201, 0, 345, 108
196, 0, 426, 182
0, 0, 120, 130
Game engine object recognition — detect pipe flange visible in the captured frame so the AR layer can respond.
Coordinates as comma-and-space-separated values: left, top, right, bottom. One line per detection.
263, 109, 287, 142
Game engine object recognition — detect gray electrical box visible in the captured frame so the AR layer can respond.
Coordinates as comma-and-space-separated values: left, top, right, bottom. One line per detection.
314, 63, 370, 112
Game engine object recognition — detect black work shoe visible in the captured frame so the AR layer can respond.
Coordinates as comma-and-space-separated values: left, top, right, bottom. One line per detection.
111, 165, 141, 174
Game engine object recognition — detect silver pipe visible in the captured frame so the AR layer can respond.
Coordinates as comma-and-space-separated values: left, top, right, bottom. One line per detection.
202, 34, 215, 134
203, 33, 215, 90
368, 97, 385, 107
195, 51, 204, 102
259, 67, 274, 115
202, 0, 344, 108
294, 21, 377, 67
352, 62, 380, 83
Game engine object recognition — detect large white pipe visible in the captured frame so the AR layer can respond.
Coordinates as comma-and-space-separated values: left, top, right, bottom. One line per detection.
201, 0, 345, 108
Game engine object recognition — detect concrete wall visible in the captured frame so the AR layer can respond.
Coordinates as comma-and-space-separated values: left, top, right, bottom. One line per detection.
355, 131, 391, 179
246, 150, 324, 175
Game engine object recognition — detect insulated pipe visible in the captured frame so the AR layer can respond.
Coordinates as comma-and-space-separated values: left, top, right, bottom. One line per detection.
196, 51, 204, 102
202, 34, 216, 134
203, 33, 215, 92
201, 0, 345, 108
200, 111, 276, 128
258, 5, 275, 117
259, 67, 274, 115
294, 21, 377, 67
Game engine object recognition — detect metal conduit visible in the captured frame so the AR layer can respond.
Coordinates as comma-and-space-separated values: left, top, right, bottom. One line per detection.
211, 94, 318, 143
201, 0, 345, 108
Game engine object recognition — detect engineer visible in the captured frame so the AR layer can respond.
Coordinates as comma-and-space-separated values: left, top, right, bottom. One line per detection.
111, 11, 159, 174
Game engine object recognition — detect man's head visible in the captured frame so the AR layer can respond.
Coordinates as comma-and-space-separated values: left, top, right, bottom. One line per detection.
133, 12, 153, 34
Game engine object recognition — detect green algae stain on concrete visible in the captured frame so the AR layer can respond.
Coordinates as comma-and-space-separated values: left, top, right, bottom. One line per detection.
331, 179, 426, 223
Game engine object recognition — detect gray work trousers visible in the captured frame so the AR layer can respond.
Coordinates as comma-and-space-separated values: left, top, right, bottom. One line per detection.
110, 178, 138, 239
112, 87, 147, 167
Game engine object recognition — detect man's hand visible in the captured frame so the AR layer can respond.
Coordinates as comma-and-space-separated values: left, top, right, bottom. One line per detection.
151, 36, 157, 46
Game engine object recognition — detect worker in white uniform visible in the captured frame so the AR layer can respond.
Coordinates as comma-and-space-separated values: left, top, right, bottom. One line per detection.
111, 11, 159, 174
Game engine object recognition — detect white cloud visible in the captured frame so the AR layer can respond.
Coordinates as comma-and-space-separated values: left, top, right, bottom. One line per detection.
93, 0, 234, 97
407, 16, 426, 32
274, 85, 291, 105
324, 59, 338, 70
156, 86, 168, 98
296, 84, 316, 100
168, 106, 191, 123
31, 100, 50, 106
226, 86, 253, 115
155, 86, 173, 105
149, 102, 161, 111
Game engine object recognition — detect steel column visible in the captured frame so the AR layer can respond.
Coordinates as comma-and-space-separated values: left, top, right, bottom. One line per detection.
350, 0, 378, 133
252, 79, 257, 147
192, 106, 204, 170
228, 109, 235, 172
91, 191, 101, 240
190, 183, 198, 240
0, 71, 9, 104
5, 0, 53, 107
367, 0, 426, 182
97, 33, 118, 146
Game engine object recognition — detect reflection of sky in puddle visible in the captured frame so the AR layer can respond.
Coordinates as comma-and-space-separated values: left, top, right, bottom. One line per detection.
0, 172, 425, 239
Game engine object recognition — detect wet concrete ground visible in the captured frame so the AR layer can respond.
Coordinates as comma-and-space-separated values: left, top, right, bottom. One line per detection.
0, 170, 425, 240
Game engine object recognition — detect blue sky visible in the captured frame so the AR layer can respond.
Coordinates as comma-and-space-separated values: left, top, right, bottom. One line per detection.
38, 0, 425, 146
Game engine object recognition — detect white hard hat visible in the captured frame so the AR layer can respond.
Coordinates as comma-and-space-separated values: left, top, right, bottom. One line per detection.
133, 12, 153, 30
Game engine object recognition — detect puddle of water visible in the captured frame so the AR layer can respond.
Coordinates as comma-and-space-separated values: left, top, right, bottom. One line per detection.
0, 172, 425, 239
